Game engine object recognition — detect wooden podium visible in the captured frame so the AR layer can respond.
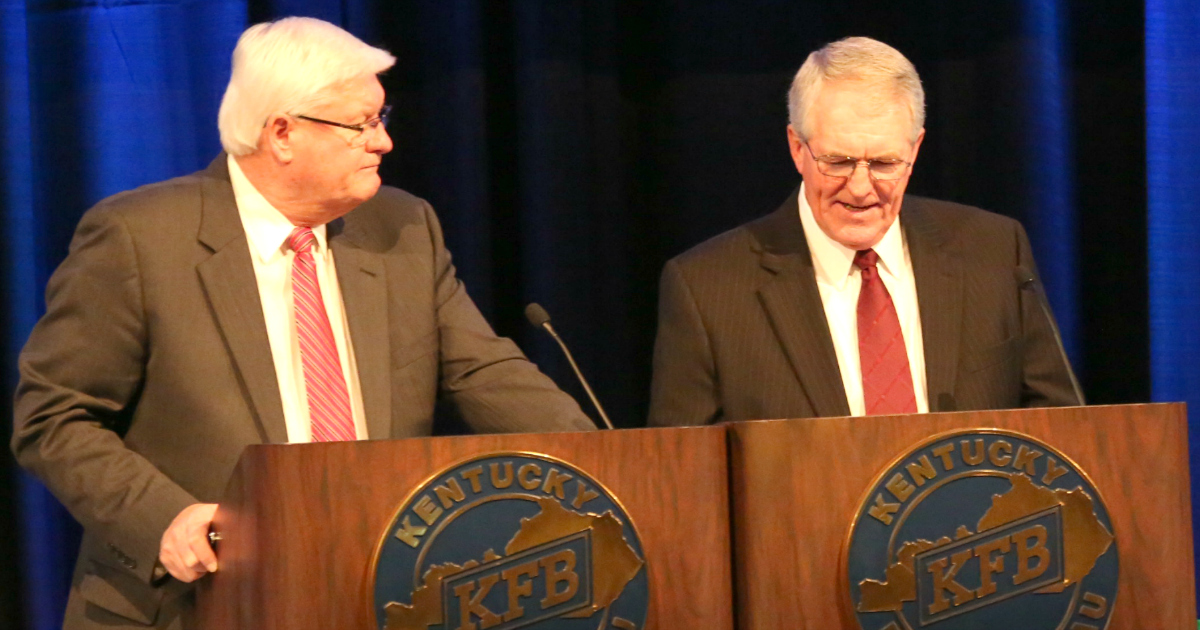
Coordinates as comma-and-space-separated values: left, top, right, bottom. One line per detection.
727, 403, 1195, 629
195, 426, 733, 630
196, 404, 1193, 629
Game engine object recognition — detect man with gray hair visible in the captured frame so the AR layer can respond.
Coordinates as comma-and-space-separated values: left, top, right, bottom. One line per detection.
648, 36, 1080, 427
12, 17, 592, 629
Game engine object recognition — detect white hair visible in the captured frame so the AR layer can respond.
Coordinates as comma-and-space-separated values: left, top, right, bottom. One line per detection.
787, 36, 925, 143
218, 17, 396, 156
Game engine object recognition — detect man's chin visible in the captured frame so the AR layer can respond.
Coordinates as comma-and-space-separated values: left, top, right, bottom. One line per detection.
355, 178, 382, 200
832, 225, 888, 251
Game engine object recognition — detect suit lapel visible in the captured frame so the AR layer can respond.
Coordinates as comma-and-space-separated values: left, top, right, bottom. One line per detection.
195, 156, 288, 444
330, 218, 393, 441
750, 191, 851, 417
904, 198, 964, 408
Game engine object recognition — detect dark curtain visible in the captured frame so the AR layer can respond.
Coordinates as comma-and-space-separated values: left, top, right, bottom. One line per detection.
3, 1, 1187, 627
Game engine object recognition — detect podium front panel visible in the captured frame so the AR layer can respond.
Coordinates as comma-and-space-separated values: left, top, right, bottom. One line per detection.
199, 426, 733, 630
728, 403, 1193, 630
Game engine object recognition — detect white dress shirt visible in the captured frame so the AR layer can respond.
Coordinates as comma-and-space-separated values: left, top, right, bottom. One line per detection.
797, 182, 929, 416
228, 155, 368, 442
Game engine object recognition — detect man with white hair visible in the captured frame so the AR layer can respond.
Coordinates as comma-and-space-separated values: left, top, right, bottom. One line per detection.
648, 36, 1080, 427
12, 17, 592, 629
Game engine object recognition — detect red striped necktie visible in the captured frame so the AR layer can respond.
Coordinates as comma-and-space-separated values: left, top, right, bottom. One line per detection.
287, 227, 356, 442
855, 248, 917, 415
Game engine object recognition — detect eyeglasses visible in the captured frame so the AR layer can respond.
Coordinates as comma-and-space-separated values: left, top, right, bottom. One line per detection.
802, 141, 911, 181
294, 104, 392, 147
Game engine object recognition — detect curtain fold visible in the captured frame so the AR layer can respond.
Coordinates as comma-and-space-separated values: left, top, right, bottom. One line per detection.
1021, 0, 1078, 363
1146, 0, 1200, 602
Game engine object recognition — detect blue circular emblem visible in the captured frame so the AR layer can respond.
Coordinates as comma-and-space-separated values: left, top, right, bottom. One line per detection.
369, 453, 649, 630
845, 429, 1118, 630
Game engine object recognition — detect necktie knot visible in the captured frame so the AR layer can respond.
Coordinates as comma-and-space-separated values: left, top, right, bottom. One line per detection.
854, 248, 879, 271
288, 227, 316, 255
855, 249, 880, 281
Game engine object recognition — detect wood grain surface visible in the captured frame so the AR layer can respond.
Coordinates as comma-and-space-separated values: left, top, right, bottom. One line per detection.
196, 426, 733, 630
728, 403, 1194, 630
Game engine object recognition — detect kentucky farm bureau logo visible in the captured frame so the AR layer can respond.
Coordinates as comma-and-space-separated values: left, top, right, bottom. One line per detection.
370, 453, 648, 630
845, 429, 1118, 630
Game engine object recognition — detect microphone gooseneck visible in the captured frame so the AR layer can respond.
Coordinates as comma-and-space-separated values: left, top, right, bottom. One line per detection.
524, 303, 615, 430
1013, 267, 1085, 406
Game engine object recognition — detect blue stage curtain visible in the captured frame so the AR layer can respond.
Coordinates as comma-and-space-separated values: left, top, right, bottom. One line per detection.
3, 2, 246, 627
1146, 0, 1200, 603
1, 2, 45, 627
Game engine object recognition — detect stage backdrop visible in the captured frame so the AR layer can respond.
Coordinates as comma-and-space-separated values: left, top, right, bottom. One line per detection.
1, 1, 1192, 628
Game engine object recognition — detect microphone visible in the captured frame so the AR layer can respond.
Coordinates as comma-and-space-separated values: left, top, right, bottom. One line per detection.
1013, 267, 1085, 406
524, 303, 615, 430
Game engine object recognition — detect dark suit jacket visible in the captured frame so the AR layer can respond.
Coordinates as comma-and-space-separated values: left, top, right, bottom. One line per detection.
648, 188, 1079, 427
12, 157, 592, 629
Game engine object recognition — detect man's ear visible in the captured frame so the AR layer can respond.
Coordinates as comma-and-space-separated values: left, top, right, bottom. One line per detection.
910, 127, 926, 164
786, 125, 806, 174
261, 114, 295, 163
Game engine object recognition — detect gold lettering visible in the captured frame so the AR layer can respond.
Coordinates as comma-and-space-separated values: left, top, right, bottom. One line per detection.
906, 455, 937, 487
974, 536, 1011, 597
1069, 624, 1099, 630
1042, 456, 1069, 486
542, 468, 573, 500
435, 478, 467, 509
1012, 525, 1050, 585
931, 443, 956, 471
490, 462, 514, 489
1079, 592, 1107, 619
886, 473, 915, 502
539, 549, 579, 609
392, 516, 427, 548
414, 495, 443, 526
1013, 445, 1043, 475
926, 549, 976, 615
988, 440, 1013, 467
518, 464, 543, 490
453, 574, 502, 630
500, 559, 539, 622
868, 494, 900, 526
961, 439, 986, 465
572, 481, 600, 509
611, 618, 638, 630
461, 466, 484, 493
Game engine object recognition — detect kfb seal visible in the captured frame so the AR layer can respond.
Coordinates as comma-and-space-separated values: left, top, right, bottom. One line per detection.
845, 429, 1118, 630
369, 453, 648, 630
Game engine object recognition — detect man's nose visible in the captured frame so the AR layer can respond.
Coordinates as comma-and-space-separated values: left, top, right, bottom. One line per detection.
370, 126, 394, 154
845, 162, 875, 196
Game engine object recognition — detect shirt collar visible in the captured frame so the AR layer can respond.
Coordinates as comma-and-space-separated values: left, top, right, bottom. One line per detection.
228, 154, 327, 264
796, 181, 905, 288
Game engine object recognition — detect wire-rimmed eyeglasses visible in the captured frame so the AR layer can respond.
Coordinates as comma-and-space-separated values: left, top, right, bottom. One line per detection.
802, 140, 911, 181
295, 104, 392, 147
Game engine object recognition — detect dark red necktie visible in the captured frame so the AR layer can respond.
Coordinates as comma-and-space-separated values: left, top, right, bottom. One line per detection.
855, 249, 917, 415
288, 227, 356, 442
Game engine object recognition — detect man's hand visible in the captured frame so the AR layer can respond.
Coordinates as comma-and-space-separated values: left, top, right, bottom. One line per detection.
159, 503, 219, 582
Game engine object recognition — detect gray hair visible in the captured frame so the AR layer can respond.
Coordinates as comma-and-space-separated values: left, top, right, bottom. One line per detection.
218, 17, 396, 156
787, 37, 925, 143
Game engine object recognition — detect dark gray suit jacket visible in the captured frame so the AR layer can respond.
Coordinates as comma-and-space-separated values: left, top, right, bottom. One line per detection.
12, 157, 592, 629
648, 188, 1079, 427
